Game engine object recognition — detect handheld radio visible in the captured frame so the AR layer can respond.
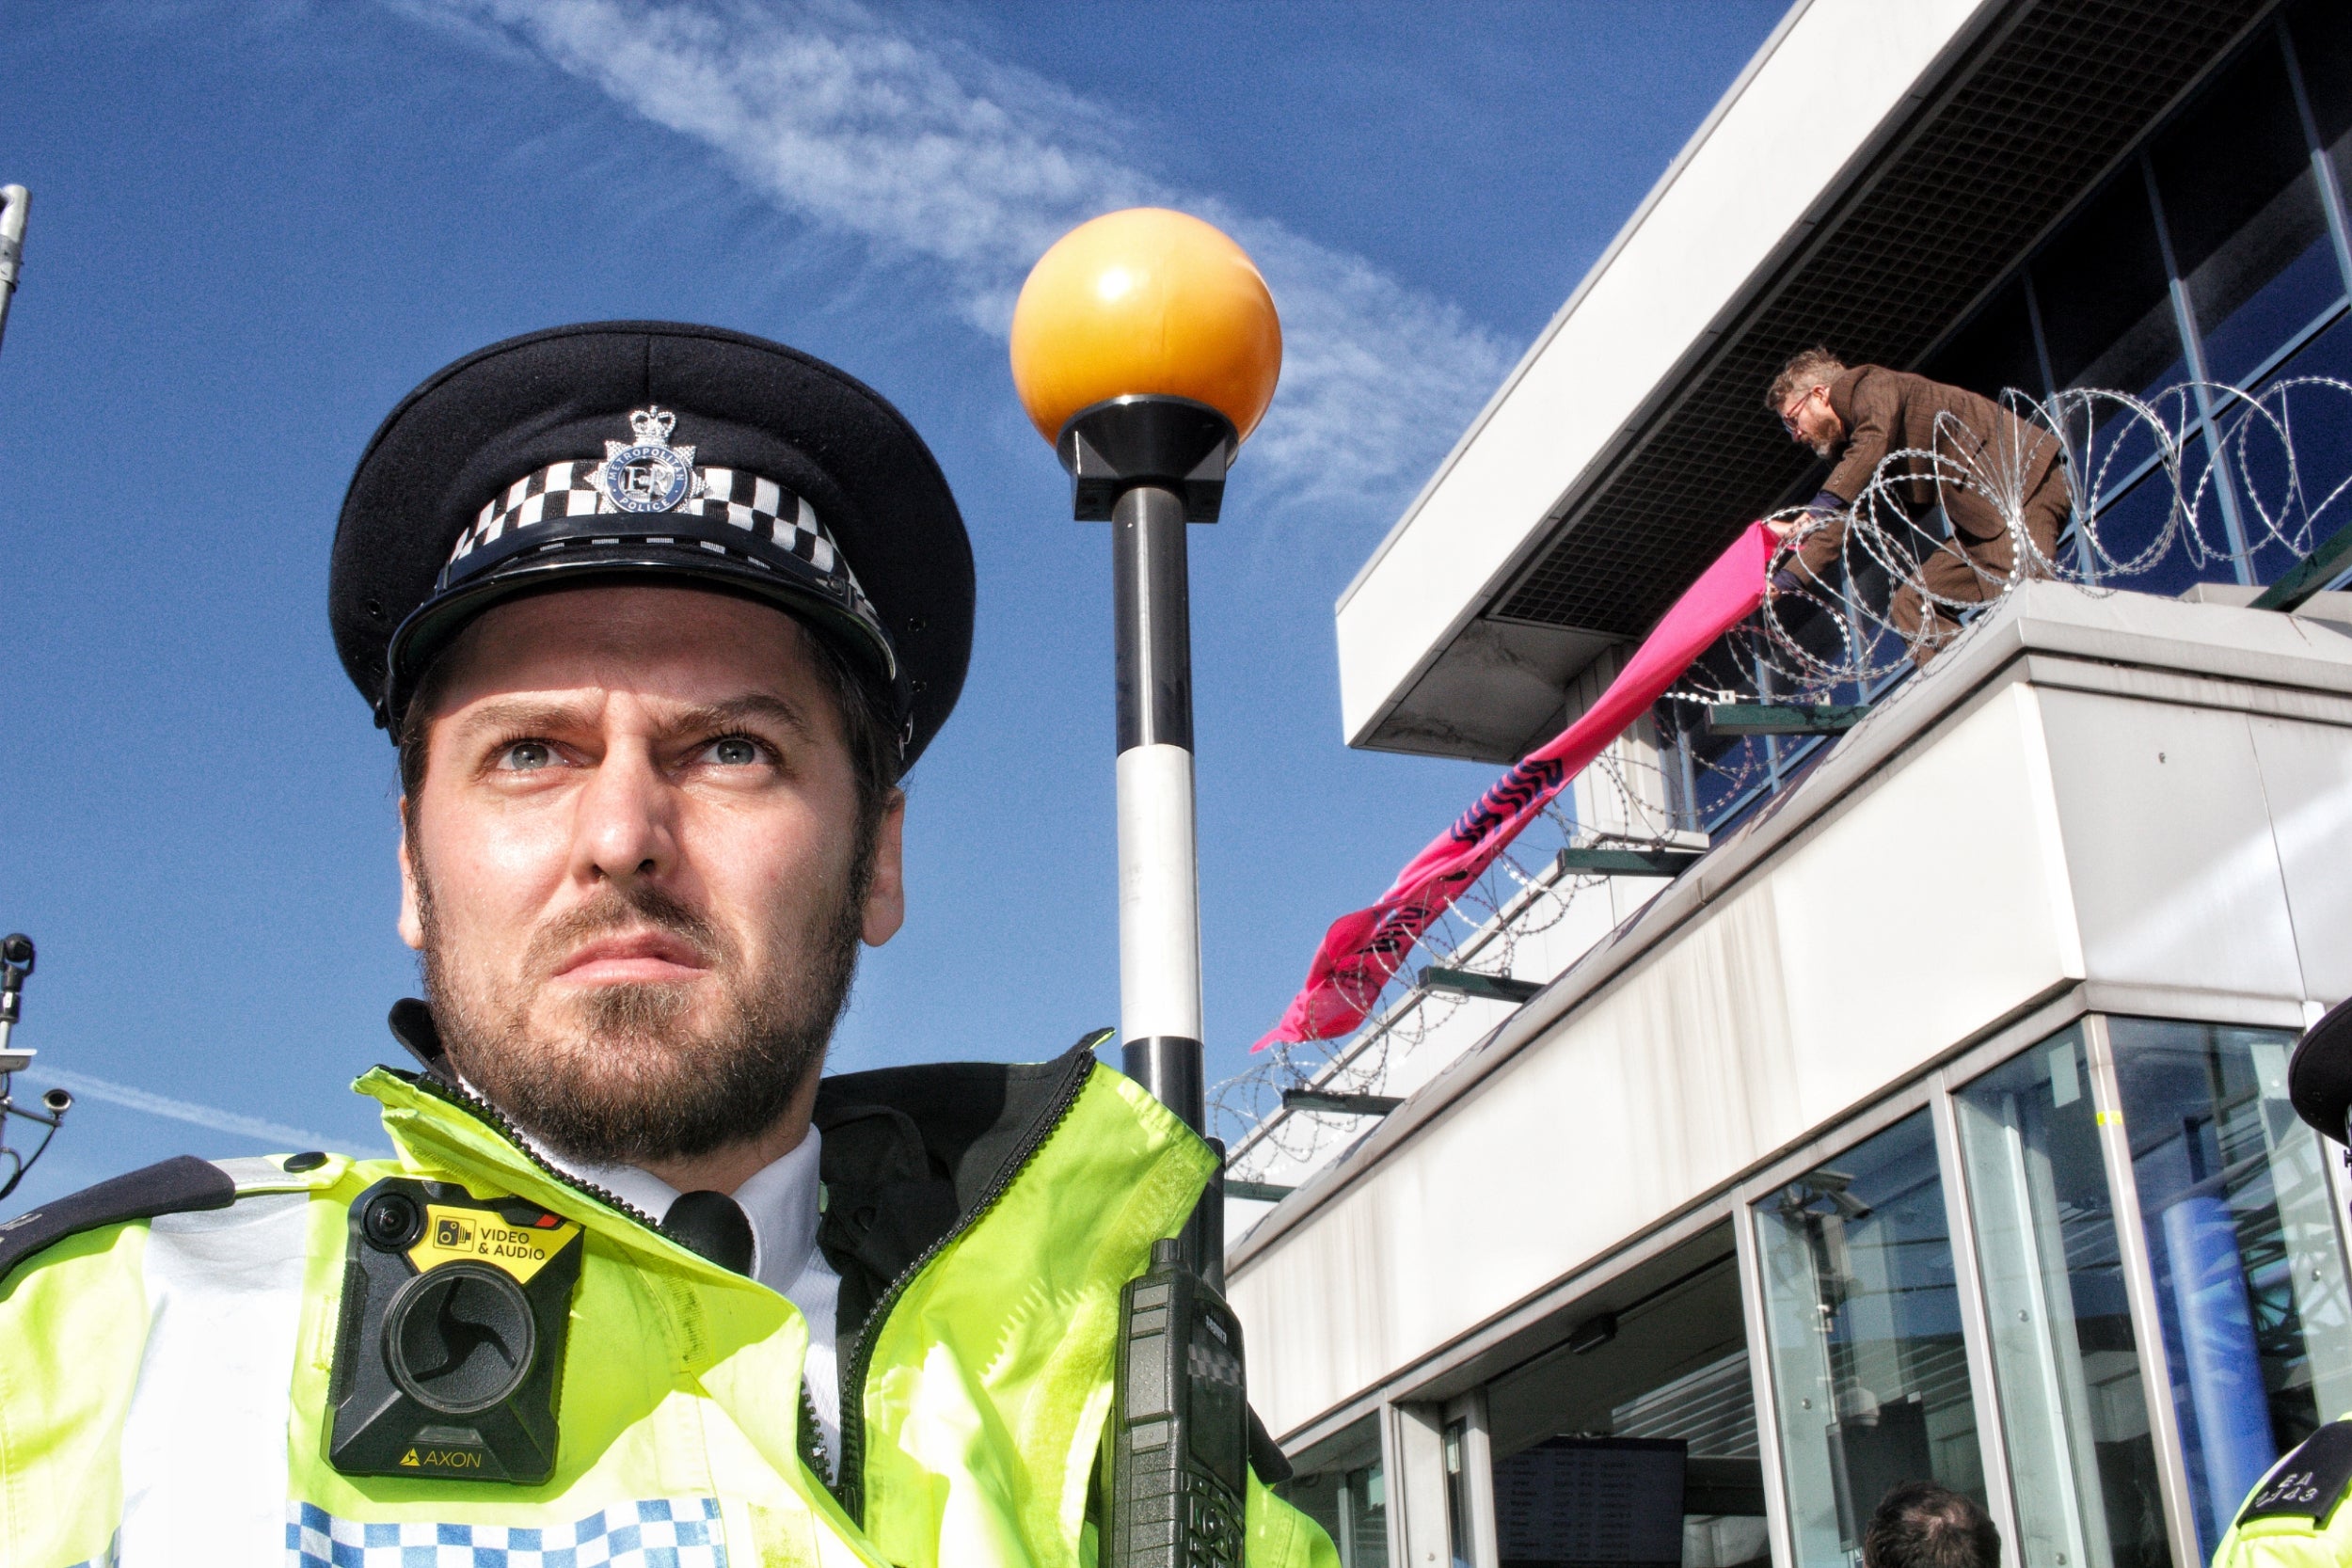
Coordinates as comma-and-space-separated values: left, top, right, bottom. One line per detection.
1105, 1237, 1250, 1568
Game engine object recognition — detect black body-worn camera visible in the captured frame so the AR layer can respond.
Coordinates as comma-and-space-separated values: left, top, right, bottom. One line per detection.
1104, 1238, 1250, 1568
327, 1178, 583, 1482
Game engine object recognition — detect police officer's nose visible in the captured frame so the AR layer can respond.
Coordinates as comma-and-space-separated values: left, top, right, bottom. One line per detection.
573, 744, 677, 887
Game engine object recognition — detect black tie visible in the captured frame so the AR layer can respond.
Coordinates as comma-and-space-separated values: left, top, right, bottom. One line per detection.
663, 1190, 755, 1275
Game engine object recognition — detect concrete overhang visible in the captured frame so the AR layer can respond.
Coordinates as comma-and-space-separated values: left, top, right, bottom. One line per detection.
1337, 0, 2278, 762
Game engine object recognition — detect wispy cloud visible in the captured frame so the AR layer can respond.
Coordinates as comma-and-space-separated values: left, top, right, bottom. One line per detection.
411, 0, 1512, 509
26, 1066, 361, 1153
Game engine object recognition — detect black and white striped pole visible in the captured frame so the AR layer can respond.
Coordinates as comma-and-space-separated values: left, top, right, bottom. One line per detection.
1010, 210, 1282, 1284
1084, 396, 1232, 1129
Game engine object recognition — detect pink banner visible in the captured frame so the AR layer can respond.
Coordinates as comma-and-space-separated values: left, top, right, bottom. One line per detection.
1254, 522, 1778, 1050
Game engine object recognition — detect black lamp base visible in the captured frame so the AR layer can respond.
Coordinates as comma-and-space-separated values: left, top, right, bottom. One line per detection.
1057, 395, 1236, 522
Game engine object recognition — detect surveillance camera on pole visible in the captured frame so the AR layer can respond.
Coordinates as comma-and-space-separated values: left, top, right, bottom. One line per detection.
0, 185, 27, 357
1010, 207, 1287, 1568
0, 934, 70, 1202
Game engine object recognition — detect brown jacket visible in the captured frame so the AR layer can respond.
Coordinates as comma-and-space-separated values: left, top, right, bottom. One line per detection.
1797, 365, 2065, 574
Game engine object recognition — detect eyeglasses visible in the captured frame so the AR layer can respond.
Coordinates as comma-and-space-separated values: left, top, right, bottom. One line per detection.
1777, 387, 1817, 437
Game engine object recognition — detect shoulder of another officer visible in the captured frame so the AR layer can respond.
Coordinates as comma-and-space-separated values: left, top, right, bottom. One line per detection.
2220, 1419, 2352, 1563
0, 1151, 351, 1285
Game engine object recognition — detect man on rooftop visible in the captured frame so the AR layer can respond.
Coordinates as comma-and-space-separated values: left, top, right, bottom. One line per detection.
1766, 348, 2074, 665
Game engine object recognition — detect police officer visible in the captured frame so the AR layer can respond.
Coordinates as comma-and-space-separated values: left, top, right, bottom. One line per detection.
2213, 992, 2352, 1564
0, 323, 1334, 1568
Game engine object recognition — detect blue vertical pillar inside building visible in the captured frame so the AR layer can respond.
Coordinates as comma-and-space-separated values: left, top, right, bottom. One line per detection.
2161, 1194, 2276, 1535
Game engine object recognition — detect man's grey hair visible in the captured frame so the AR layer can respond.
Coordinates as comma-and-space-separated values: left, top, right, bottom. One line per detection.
1768, 347, 1849, 412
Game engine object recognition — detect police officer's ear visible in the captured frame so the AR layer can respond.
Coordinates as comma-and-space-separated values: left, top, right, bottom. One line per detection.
861, 790, 907, 948
397, 817, 426, 953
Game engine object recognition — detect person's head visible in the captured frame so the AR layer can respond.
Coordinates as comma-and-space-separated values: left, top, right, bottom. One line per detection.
331, 323, 975, 1169
395, 584, 904, 1168
1862, 1481, 2000, 1568
1769, 348, 1849, 457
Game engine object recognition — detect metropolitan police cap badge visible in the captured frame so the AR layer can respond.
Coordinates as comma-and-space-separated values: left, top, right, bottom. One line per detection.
591, 406, 707, 514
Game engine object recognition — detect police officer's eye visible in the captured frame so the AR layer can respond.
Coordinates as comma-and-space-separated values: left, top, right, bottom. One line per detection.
705, 736, 762, 767
500, 741, 554, 771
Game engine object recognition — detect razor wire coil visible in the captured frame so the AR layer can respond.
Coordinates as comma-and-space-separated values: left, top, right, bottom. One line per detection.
1216, 374, 2352, 1178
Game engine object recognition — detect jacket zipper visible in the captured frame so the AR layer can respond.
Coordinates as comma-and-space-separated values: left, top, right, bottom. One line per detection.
833, 1037, 1105, 1524
404, 1070, 667, 1230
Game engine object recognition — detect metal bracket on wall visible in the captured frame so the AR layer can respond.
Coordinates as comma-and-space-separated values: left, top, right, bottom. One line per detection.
1280, 1089, 1406, 1117
2250, 525, 2352, 611
1224, 1178, 1296, 1203
1552, 846, 1705, 879
1420, 965, 1543, 1004
1705, 702, 1869, 736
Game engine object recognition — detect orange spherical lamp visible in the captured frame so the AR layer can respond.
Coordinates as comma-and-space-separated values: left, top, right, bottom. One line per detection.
1009, 206, 1281, 451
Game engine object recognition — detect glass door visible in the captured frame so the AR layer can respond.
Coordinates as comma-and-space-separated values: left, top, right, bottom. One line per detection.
1954, 1027, 2170, 1568
1756, 1109, 1989, 1565
2107, 1019, 2352, 1558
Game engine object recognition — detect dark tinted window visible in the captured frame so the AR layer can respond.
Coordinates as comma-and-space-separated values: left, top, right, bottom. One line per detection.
2035, 173, 2185, 401
2289, 0, 2352, 212
1922, 281, 2044, 405
2081, 466, 2207, 597
2153, 36, 2341, 386
2236, 313, 2352, 584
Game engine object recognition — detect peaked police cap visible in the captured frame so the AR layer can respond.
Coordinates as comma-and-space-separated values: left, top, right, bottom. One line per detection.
329, 321, 973, 773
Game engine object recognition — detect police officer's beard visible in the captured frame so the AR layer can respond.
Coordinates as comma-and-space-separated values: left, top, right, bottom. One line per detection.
414, 873, 865, 1166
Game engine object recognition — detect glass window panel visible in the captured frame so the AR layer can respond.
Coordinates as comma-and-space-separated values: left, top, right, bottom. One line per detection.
2169, 432, 2268, 589
1445, 1420, 1473, 1568
1756, 1111, 1986, 1565
1483, 1248, 1764, 1568
1346, 1463, 1391, 1568
2109, 1018, 2352, 1560
2153, 37, 2344, 389
1924, 282, 2045, 405
2289, 0, 2352, 219
1279, 1418, 1389, 1568
2036, 175, 2187, 405
1956, 1027, 2169, 1568
2232, 312, 2352, 589
2079, 467, 2208, 598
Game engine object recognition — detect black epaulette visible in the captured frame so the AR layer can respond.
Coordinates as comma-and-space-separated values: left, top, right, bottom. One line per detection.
2240, 1420, 2352, 1528
0, 1156, 238, 1282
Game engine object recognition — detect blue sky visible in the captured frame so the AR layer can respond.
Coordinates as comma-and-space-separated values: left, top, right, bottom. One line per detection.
0, 0, 1780, 1210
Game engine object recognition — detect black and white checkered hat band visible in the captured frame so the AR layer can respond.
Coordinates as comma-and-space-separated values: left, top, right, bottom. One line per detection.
441, 459, 872, 616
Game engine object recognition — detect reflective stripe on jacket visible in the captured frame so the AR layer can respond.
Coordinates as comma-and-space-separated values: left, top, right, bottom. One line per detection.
0, 1055, 1338, 1568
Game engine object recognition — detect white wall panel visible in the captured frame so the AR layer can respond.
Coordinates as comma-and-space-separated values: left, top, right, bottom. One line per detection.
2038, 690, 2303, 1001
2248, 714, 2352, 1005
1772, 683, 2083, 1099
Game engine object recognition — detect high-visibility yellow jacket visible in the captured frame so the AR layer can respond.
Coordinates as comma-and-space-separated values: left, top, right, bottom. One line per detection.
2212, 1419, 2352, 1568
0, 1042, 1335, 1568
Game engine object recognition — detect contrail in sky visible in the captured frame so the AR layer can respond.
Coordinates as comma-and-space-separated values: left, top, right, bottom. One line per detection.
25, 1066, 360, 1154
402, 0, 1514, 511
